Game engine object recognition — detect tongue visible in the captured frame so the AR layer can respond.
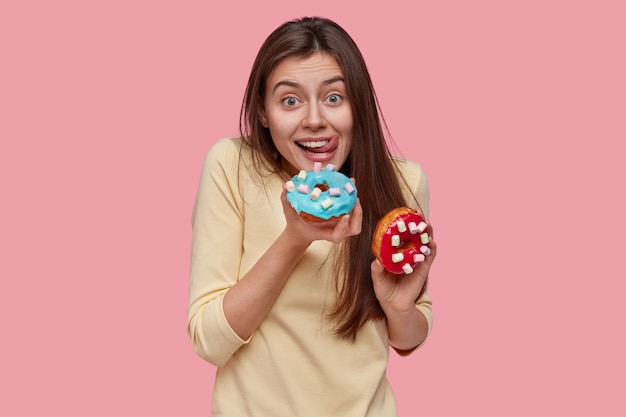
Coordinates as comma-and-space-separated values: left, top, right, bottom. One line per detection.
308, 141, 334, 153
304, 137, 337, 153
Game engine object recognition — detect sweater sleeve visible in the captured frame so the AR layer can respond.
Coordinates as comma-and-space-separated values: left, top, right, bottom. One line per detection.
395, 158, 434, 354
399, 158, 430, 220
187, 138, 250, 366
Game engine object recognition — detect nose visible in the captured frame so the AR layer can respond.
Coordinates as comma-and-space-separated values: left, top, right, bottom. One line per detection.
302, 103, 326, 130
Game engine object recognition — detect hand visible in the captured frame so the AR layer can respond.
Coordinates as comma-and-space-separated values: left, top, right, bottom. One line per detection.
280, 185, 362, 245
371, 222, 437, 315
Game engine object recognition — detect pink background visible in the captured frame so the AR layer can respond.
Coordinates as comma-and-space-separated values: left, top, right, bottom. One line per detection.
2, 0, 625, 415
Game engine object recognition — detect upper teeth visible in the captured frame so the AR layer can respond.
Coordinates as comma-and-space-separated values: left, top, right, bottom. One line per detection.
299, 140, 328, 148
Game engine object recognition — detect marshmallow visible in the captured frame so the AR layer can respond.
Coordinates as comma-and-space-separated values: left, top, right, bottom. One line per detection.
298, 184, 310, 194
325, 164, 336, 171
402, 263, 414, 274
413, 254, 425, 263
420, 233, 429, 244
310, 187, 322, 200
329, 187, 341, 196
408, 222, 418, 234
297, 170, 307, 181
321, 198, 333, 209
285, 181, 295, 192
313, 162, 322, 173
391, 253, 404, 263
420, 245, 431, 256
397, 220, 407, 233
416, 221, 427, 233
343, 182, 355, 194
391, 235, 400, 247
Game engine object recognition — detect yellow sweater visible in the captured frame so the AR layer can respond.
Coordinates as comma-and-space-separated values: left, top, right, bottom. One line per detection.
187, 138, 433, 416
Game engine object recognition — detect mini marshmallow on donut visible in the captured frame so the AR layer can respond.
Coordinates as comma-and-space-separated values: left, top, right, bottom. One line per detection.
286, 162, 357, 223
371, 206, 431, 274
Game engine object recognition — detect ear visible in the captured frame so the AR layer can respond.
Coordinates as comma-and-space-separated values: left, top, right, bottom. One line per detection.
257, 104, 269, 128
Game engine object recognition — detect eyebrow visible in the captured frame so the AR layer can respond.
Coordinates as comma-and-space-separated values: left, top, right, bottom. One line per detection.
271, 76, 345, 94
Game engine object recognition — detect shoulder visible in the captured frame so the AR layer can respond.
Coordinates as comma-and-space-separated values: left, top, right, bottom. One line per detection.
391, 156, 430, 218
392, 156, 427, 186
201, 137, 255, 177
204, 137, 244, 166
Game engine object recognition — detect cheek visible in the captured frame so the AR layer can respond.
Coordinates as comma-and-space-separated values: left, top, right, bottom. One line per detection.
337, 106, 354, 130
267, 110, 299, 135
266, 115, 295, 153
339, 113, 354, 141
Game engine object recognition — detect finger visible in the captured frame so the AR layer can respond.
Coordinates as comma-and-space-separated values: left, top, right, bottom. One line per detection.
328, 214, 351, 243
370, 259, 387, 284
423, 221, 436, 260
347, 198, 363, 235
425, 220, 434, 240
280, 187, 298, 219
413, 242, 436, 281
280, 185, 289, 207
425, 239, 437, 263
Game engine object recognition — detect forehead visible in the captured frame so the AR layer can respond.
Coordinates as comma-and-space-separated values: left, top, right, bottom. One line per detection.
267, 53, 344, 87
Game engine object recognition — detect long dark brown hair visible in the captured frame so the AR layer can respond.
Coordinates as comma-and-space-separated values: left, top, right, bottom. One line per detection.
240, 17, 416, 339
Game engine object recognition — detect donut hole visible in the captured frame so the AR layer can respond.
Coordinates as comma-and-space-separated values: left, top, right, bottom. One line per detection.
314, 182, 329, 192
397, 239, 416, 252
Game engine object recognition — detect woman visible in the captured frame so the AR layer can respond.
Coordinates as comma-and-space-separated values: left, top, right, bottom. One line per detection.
188, 16, 436, 416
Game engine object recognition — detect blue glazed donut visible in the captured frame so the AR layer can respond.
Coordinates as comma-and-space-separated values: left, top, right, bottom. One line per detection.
286, 163, 357, 222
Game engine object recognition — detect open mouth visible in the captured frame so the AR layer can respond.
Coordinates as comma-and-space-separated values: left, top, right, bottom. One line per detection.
296, 137, 338, 154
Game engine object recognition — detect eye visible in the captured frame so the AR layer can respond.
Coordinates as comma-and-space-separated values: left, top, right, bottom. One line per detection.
326, 94, 343, 104
282, 96, 300, 107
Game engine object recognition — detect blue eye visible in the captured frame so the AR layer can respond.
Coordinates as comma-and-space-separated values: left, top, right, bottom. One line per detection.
282, 97, 299, 106
327, 94, 342, 104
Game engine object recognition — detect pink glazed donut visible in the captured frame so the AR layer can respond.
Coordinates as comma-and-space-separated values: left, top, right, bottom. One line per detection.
371, 206, 431, 274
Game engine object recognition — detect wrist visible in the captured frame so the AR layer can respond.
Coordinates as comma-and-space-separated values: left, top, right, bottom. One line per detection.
279, 227, 313, 252
380, 300, 417, 319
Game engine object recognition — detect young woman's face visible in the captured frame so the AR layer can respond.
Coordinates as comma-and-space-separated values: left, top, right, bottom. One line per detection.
260, 52, 353, 175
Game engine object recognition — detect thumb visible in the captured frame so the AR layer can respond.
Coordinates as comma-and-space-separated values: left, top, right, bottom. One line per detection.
370, 258, 386, 283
